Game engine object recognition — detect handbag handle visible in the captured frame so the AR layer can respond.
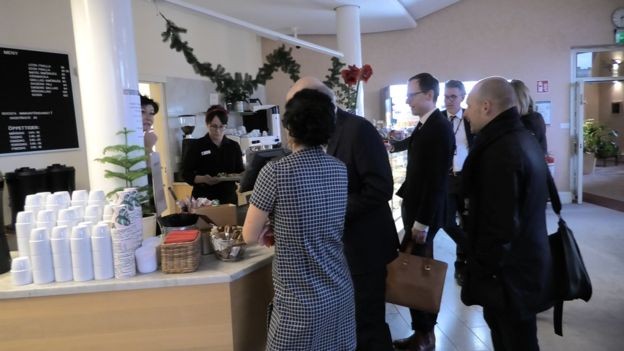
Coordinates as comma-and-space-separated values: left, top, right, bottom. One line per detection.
547, 172, 563, 218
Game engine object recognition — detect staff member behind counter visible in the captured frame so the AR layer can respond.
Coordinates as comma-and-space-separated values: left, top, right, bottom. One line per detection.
182, 105, 244, 205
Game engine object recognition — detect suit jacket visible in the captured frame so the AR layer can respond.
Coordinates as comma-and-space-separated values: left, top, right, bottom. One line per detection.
327, 109, 399, 274
396, 109, 455, 229
462, 107, 553, 317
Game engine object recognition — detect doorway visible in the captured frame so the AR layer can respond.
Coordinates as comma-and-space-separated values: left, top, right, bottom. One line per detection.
571, 46, 624, 209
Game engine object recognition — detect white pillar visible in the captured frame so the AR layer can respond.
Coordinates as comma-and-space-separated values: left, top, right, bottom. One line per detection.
71, 0, 144, 193
336, 5, 364, 116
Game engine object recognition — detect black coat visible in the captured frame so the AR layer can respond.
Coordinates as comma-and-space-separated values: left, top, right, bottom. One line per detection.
327, 109, 399, 274
521, 111, 548, 154
462, 107, 553, 317
396, 109, 455, 229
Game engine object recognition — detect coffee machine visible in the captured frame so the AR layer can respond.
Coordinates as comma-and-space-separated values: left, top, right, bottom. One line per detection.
227, 105, 282, 154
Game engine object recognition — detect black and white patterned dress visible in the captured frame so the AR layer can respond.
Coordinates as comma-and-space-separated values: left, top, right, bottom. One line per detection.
250, 146, 356, 351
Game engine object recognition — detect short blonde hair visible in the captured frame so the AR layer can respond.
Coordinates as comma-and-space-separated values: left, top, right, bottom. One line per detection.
510, 79, 533, 115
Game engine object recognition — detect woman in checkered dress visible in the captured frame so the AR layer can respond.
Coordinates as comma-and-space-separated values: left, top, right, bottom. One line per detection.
243, 89, 356, 350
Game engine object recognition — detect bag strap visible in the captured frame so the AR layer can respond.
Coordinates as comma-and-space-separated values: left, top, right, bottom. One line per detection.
547, 171, 562, 216
547, 171, 565, 336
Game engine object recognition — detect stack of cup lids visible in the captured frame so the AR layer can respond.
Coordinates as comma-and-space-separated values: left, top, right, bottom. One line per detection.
29, 227, 55, 284
51, 226, 73, 282
91, 223, 114, 280
70, 225, 94, 282
36, 210, 56, 237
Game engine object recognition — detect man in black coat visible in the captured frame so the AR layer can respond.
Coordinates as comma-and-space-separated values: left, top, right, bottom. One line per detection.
461, 77, 553, 351
287, 77, 400, 351
441, 80, 475, 286
390, 73, 455, 351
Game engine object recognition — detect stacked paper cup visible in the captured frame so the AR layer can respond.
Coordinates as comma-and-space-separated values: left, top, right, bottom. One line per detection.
29, 227, 55, 284
88, 190, 106, 207
53, 191, 71, 209
50, 226, 73, 282
36, 210, 56, 237
10, 256, 33, 286
84, 204, 103, 224
102, 204, 114, 222
111, 204, 137, 279
24, 194, 43, 220
57, 208, 80, 229
92, 223, 114, 280
36, 192, 52, 207
15, 211, 34, 257
115, 188, 143, 249
71, 189, 89, 220
70, 225, 94, 281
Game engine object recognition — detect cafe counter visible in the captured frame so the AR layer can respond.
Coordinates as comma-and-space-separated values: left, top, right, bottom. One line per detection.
0, 246, 274, 351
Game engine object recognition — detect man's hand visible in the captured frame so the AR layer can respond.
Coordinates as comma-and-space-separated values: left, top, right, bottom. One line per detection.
411, 227, 427, 244
198, 175, 221, 185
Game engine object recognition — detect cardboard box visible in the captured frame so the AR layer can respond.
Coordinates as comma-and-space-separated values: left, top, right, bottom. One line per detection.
192, 204, 237, 229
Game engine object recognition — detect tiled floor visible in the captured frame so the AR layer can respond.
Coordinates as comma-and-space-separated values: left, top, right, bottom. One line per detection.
387, 202, 624, 351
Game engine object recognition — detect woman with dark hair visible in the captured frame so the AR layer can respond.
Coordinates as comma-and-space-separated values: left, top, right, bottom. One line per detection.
141, 95, 160, 154
243, 89, 356, 350
182, 105, 244, 204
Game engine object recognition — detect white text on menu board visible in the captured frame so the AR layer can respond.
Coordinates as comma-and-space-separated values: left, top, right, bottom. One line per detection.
28, 63, 69, 98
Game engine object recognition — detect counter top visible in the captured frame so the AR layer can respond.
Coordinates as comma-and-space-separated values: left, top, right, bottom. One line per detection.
0, 245, 273, 300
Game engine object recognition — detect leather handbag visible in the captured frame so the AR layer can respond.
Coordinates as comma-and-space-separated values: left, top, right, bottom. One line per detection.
386, 243, 448, 313
547, 173, 592, 336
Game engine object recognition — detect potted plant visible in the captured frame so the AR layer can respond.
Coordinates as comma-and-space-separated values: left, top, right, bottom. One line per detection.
583, 119, 620, 173
95, 128, 157, 236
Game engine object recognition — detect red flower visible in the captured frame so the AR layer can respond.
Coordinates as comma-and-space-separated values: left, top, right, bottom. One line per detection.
341, 65, 360, 86
360, 64, 373, 83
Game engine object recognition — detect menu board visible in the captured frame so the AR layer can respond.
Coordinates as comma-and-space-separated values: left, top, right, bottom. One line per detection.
0, 47, 79, 155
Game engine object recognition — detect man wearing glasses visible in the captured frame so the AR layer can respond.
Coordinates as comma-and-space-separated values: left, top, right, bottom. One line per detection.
441, 80, 474, 287
390, 73, 454, 351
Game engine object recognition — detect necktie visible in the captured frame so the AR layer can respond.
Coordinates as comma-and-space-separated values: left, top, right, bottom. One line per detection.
416, 122, 423, 130
450, 115, 457, 125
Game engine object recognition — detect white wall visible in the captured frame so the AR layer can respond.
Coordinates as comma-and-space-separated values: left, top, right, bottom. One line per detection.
263, 0, 624, 192
0, 0, 263, 224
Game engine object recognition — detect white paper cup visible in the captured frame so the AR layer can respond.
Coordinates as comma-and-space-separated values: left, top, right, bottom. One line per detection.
16, 211, 34, 224
58, 208, 78, 222
135, 245, 157, 274
32, 268, 55, 284
84, 204, 102, 222
37, 210, 56, 224
88, 190, 106, 204
36, 192, 52, 205
54, 191, 71, 209
71, 190, 89, 202
69, 205, 85, 221
15, 222, 33, 257
25, 194, 43, 206
11, 269, 33, 286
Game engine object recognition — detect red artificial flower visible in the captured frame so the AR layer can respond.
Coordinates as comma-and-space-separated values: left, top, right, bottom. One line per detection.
341, 65, 361, 86
359, 64, 373, 83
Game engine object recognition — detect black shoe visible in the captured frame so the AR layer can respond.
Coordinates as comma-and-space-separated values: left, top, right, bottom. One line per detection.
392, 333, 415, 350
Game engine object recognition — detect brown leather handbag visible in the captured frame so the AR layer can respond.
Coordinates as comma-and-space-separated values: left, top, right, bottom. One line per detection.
386, 244, 448, 313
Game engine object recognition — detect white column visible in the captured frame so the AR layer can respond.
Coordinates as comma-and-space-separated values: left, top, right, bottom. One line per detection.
71, 0, 144, 193
336, 5, 364, 116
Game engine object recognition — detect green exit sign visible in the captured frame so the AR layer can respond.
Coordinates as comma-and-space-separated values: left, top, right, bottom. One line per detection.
616, 29, 624, 44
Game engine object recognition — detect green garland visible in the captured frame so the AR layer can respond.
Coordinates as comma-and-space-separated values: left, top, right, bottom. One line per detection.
161, 15, 349, 108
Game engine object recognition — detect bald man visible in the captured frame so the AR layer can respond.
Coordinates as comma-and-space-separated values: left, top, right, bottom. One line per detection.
287, 77, 399, 351
462, 77, 553, 351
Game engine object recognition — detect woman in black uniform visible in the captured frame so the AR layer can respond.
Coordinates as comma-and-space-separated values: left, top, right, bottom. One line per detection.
182, 105, 244, 204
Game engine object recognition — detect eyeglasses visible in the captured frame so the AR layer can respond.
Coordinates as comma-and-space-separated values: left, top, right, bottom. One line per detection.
444, 94, 464, 101
406, 91, 425, 100
209, 124, 226, 130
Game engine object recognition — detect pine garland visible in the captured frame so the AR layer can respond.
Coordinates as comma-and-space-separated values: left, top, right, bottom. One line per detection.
161, 15, 301, 103
160, 14, 350, 108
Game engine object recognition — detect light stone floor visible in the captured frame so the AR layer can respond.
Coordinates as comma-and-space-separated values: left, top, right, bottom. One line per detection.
387, 202, 624, 350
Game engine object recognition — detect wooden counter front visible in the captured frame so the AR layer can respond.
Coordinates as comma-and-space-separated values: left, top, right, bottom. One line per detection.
0, 247, 274, 351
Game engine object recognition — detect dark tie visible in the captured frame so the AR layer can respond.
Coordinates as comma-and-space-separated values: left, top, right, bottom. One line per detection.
416, 121, 423, 130
450, 115, 457, 124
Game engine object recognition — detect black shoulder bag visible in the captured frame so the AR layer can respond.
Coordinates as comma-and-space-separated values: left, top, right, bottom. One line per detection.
547, 173, 592, 336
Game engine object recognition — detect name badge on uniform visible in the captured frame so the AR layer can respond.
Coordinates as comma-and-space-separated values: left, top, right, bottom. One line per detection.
201, 150, 211, 156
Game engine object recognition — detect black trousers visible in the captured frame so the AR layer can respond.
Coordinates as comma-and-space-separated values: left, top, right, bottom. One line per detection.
400, 204, 439, 333
352, 268, 394, 351
483, 308, 539, 351
443, 174, 467, 271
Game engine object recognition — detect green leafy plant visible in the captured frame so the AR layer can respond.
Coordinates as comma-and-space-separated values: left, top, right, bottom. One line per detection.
94, 128, 154, 214
583, 119, 620, 159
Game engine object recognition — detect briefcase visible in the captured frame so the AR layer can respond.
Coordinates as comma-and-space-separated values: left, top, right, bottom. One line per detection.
386, 251, 448, 313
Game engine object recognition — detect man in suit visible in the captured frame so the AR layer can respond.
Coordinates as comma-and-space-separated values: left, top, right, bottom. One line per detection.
390, 73, 455, 351
461, 77, 553, 351
441, 80, 474, 286
287, 77, 400, 351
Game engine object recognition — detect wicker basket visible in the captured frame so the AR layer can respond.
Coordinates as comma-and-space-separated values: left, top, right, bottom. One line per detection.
160, 232, 201, 274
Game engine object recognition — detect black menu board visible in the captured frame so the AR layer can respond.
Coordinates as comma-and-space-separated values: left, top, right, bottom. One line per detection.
0, 47, 79, 155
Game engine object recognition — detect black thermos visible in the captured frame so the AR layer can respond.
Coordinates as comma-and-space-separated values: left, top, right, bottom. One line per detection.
0, 172, 11, 273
